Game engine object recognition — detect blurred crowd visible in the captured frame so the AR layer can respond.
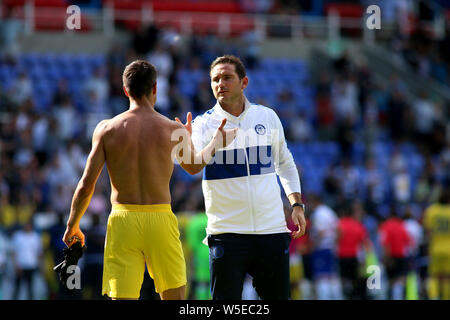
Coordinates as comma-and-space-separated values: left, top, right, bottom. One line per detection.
0, 1, 450, 300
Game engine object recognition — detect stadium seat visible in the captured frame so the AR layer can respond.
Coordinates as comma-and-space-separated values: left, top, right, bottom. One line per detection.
33, 91, 51, 111
29, 64, 46, 82
90, 54, 106, 70
42, 64, 62, 82
400, 142, 418, 156
19, 53, 39, 69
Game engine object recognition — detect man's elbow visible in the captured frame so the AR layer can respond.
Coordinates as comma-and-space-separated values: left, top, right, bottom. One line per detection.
180, 163, 201, 175
76, 182, 95, 197
186, 166, 202, 175
186, 168, 197, 175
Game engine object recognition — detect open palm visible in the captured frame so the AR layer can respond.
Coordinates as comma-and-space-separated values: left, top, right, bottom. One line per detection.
175, 112, 192, 135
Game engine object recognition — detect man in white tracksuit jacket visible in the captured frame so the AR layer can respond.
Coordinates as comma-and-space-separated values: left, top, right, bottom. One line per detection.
176, 55, 306, 300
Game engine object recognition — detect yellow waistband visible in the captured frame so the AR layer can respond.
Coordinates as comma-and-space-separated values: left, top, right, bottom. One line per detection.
111, 203, 172, 213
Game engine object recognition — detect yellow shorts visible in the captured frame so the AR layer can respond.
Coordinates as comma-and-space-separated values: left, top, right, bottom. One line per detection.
429, 251, 450, 276
102, 204, 187, 299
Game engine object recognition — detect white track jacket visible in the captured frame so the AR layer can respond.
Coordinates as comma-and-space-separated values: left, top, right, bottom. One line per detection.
191, 97, 301, 236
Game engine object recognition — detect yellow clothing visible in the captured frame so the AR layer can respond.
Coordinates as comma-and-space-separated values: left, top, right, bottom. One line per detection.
16, 205, 33, 225
423, 203, 450, 275
0, 204, 16, 228
0, 204, 33, 228
102, 204, 186, 299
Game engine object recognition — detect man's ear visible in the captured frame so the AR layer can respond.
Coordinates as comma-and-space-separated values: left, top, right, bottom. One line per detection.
241, 76, 249, 90
152, 83, 157, 95
123, 86, 129, 97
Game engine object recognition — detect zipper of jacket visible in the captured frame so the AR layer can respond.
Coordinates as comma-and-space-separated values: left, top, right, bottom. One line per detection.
240, 119, 256, 232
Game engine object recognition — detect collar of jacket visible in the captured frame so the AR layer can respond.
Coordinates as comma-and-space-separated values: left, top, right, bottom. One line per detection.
213, 95, 252, 125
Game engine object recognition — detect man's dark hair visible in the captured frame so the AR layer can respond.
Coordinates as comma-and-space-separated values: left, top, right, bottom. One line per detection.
122, 60, 157, 99
210, 55, 246, 79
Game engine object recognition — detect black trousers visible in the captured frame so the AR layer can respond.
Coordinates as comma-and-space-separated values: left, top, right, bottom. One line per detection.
208, 233, 291, 300
13, 268, 36, 300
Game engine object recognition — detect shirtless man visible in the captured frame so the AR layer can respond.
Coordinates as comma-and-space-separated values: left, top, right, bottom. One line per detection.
62, 60, 237, 300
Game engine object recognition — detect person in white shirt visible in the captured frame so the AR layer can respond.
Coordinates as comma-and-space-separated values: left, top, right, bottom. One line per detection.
11, 221, 43, 300
84, 67, 110, 114
309, 194, 341, 300
176, 55, 306, 300
9, 72, 32, 107
403, 207, 423, 272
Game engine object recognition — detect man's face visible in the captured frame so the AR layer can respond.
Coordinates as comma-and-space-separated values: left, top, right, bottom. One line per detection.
210, 63, 248, 105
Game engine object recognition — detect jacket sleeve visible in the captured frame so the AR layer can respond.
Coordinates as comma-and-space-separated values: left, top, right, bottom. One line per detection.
191, 116, 205, 152
270, 109, 301, 196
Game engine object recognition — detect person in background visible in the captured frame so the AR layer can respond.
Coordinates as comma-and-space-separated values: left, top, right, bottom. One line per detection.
309, 194, 341, 300
337, 202, 372, 300
83, 213, 106, 300
423, 186, 450, 300
286, 204, 313, 300
11, 220, 43, 300
403, 206, 424, 298
378, 206, 411, 300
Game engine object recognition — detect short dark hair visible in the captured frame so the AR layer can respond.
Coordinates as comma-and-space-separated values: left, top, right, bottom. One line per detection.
122, 60, 157, 99
210, 55, 246, 79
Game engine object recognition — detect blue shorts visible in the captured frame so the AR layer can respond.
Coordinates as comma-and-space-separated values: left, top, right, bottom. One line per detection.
207, 233, 291, 300
311, 248, 337, 279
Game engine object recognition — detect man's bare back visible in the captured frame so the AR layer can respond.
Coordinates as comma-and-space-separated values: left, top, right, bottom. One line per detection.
62, 60, 238, 301
100, 107, 179, 205
63, 61, 237, 247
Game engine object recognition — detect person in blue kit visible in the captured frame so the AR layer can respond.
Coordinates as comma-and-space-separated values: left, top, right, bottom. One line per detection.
175, 55, 306, 300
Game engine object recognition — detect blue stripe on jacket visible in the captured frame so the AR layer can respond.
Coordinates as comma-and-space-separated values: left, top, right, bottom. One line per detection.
203, 145, 274, 180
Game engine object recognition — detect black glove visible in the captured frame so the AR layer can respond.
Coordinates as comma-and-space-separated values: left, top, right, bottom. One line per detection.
53, 241, 87, 289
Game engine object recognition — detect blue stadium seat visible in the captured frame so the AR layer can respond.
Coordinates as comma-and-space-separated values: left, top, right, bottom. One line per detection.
43, 64, 62, 82
90, 54, 106, 70
407, 153, 424, 176
58, 65, 77, 80
33, 91, 51, 112
321, 142, 340, 161
260, 58, 282, 73
0, 66, 16, 89
72, 63, 92, 80
70, 54, 92, 76
33, 79, 53, 93
29, 64, 46, 82
20, 53, 41, 69
400, 142, 417, 156
245, 88, 257, 101
0, 66, 10, 82
38, 53, 55, 69
248, 72, 267, 87
53, 54, 73, 71
68, 81, 82, 94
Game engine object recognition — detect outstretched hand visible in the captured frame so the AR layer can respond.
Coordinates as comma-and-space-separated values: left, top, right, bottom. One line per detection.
175, 112, 192, 136
212, 118, 238, 150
